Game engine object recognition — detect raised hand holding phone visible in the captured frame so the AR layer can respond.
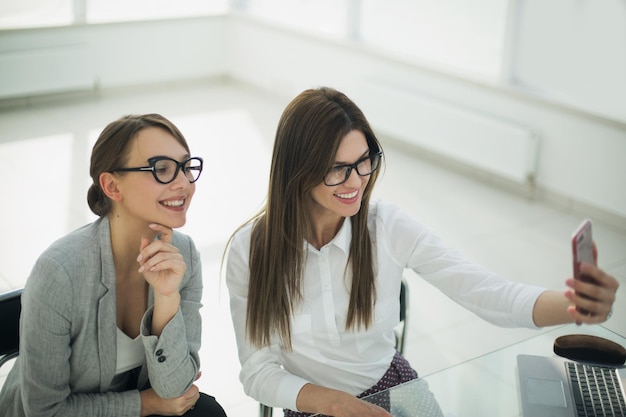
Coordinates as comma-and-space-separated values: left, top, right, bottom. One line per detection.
566, 218, 621, 326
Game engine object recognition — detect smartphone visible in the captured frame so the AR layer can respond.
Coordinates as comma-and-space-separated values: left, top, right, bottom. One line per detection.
571, 219, 596, 317
572, 219, 594, 282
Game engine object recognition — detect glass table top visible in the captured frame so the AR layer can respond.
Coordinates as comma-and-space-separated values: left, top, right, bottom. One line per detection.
360, 324, 626, 417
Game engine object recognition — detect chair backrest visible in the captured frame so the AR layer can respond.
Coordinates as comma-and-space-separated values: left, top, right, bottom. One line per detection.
399, 279, 407, 322
395, 278, 409, 355
0, 288, 22, 368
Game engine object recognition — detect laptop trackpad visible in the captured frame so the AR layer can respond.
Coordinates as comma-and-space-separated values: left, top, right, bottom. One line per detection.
526, 378, 567, 407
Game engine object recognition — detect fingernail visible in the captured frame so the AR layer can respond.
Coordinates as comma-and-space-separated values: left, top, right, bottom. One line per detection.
137, 254, 143, 262
138, 265, 145, 273
149, 223, 158, 229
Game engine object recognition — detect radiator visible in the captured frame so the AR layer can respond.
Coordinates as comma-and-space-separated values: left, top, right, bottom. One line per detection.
353, 81, 540, 187
0, 44, 95, 99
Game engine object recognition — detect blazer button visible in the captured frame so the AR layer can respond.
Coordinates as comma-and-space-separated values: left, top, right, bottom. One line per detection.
158, 355, 166, 363
155, 349, 163, 356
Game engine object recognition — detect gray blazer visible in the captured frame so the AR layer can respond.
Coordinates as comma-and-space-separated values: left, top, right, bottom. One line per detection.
0, 217, 203, 417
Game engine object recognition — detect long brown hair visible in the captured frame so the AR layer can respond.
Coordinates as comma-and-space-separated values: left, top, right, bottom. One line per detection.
237, 87, 383, 349
87, 114, 190, 217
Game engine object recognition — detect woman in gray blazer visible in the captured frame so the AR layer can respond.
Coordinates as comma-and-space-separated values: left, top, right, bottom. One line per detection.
0, 114, 227, 417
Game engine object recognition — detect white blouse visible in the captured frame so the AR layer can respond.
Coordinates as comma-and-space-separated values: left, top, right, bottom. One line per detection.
115, 328, 145, 376
226, 199, 546, 411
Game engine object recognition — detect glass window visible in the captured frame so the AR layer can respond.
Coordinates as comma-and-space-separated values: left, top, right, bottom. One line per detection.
237, 0, 509, 80
2, 0, 508, 81
358, 0, 509, 79
235, 0, 350, 37
87, 0, 228, 24
0, 0, 228, 29
0, 0, 73, 29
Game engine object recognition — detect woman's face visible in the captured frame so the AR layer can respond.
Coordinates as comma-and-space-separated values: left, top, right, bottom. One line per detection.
309, 129, 370, 223
114, 127, 195, 229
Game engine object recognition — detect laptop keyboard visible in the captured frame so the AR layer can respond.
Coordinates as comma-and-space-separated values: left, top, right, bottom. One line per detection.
566, 361, 626, 417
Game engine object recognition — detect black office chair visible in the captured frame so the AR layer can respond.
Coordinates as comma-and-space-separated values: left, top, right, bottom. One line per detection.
260, 402, 273, 417
395, 278, 409, 355
0, 288, 22, 372
259, 279, 409, 417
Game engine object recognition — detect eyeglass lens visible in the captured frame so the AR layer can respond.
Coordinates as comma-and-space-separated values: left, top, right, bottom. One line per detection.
324, 153, 380, 186
154, 158, 203, 184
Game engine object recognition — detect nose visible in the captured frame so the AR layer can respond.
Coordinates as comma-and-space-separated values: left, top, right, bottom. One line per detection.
170, 167, 191, 189
344, 167, 362, 187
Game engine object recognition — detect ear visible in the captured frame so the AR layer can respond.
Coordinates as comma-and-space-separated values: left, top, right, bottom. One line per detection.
99, 172, 122, 202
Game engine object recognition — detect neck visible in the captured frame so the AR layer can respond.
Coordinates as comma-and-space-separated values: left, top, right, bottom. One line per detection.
108, 213, 158, 277
308, 214, 345, 250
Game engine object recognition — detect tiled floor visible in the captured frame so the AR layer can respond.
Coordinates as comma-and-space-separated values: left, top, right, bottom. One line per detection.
1, 79, 624, 416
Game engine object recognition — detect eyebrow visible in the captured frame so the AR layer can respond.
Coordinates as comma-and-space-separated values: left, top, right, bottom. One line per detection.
147, 153, 191, 162
333, 149, 370, 166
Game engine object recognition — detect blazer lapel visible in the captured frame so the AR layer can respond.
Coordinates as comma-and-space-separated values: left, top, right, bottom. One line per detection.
96, 217, 118, 389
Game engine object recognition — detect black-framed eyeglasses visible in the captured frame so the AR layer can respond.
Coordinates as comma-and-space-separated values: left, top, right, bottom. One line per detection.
112, 156, 203, 184
323, 151, 383, 186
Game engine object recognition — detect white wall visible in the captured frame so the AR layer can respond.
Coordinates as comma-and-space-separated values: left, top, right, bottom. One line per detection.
227, 16, 626, 230
1, 14, 625, 230
506, 0, 626, 122
0, 16, 228, 91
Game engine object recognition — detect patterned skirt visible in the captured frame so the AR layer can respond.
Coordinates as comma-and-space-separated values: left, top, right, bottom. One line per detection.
283, 351, 418, 417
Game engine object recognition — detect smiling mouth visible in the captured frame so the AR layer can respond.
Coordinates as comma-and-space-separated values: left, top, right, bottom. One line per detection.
160, 199, 185, 207
336, 190, 358, 199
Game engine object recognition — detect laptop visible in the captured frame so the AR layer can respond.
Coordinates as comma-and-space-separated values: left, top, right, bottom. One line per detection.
517, 354, 626, 417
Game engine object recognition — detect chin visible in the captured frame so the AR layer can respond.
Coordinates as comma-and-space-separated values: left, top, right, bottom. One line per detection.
338, 206, 361, 218
163, 216, 187, 229
172, 220, 187, 229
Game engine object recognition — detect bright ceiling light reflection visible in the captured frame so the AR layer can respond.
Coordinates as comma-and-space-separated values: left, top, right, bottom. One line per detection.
173, 109, 272, 250
0, 134, 76, 282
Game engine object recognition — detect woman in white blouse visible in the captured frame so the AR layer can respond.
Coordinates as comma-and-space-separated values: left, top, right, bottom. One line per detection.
225, 87, 619, 417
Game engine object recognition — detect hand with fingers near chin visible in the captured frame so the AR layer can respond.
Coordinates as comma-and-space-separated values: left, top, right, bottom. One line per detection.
137, 223, 186, 297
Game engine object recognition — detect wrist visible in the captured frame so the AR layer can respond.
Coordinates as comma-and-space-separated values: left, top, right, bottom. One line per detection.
151, 293, 180, 336
153, 291, 181, 303
140, 389, 158, 417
